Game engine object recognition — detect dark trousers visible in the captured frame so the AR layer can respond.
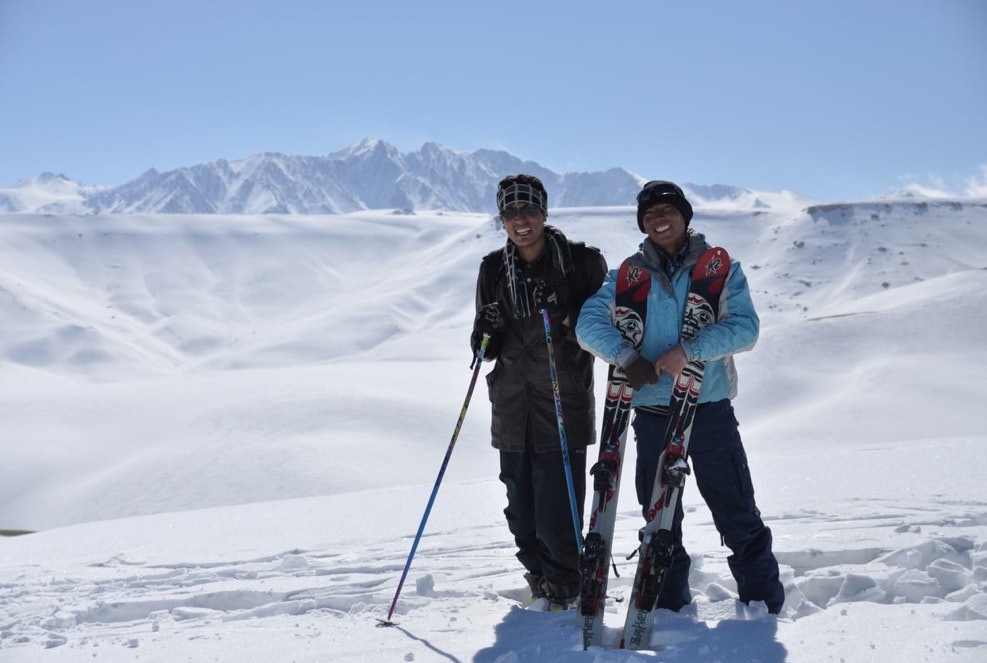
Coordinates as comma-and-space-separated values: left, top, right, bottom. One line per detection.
499, 446, 586, 595
633, 399, 784, 612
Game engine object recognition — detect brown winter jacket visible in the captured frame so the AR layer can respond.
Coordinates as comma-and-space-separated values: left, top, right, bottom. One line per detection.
472, 240, 607, 453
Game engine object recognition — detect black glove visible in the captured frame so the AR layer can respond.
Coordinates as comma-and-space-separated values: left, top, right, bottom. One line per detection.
471, 302, 504, 361
474, 302, 504, 336
622, 355, 658, 390
531, 279, 568, 314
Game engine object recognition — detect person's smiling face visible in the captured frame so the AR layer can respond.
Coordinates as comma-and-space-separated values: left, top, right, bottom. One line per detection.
642, 203, 687, 255
501, 204, 546, 259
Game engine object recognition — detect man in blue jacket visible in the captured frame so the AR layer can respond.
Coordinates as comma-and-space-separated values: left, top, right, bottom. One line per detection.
575, 180, 784, 615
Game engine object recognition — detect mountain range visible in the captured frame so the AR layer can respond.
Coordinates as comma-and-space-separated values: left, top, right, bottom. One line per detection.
0, 139, 804, 215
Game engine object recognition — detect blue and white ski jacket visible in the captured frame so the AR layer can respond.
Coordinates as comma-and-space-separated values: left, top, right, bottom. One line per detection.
575, 234, 759, 407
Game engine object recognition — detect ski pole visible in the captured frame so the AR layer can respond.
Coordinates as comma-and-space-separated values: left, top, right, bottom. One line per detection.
378, 333, 490, 626
540, 309, 584, 554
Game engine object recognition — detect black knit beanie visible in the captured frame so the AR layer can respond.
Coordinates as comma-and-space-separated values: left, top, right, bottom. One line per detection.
636, 180, 693, 232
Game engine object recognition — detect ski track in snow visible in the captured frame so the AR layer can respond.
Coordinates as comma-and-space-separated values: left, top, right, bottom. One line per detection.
2, 495, 985, 661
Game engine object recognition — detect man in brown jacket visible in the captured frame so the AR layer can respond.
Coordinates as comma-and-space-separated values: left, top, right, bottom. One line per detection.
471, 174, 607, 609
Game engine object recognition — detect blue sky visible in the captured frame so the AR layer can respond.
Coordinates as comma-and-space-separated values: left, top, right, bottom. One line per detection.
1, 0, 984, 201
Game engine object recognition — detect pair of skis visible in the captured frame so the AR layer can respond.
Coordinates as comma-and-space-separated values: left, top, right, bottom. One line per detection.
580, 247, 730, 650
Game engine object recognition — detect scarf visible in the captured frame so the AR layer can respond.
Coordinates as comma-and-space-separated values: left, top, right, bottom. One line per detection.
637, 232, 704, 294
503, 224, 573, 319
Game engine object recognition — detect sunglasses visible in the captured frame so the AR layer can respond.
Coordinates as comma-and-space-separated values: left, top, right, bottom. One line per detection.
500, 204, 542, 222
642, 206, 678, 222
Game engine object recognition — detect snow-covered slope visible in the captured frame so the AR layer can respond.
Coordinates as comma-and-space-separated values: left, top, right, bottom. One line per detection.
1, 196, 985, 661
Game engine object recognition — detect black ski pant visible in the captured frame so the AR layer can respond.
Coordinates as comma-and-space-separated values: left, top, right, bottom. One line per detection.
499, 446, 586, 598
632, 399, 784, 613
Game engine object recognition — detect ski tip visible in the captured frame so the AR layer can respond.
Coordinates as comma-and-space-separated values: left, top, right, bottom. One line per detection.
375, 618, 398, 628
692, 246, 730, 297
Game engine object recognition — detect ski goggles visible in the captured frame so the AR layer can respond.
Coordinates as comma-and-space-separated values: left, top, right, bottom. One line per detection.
500, 204, 543, 223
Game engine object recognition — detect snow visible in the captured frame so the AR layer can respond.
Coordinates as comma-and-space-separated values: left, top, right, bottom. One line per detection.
1, 195, 986, 662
